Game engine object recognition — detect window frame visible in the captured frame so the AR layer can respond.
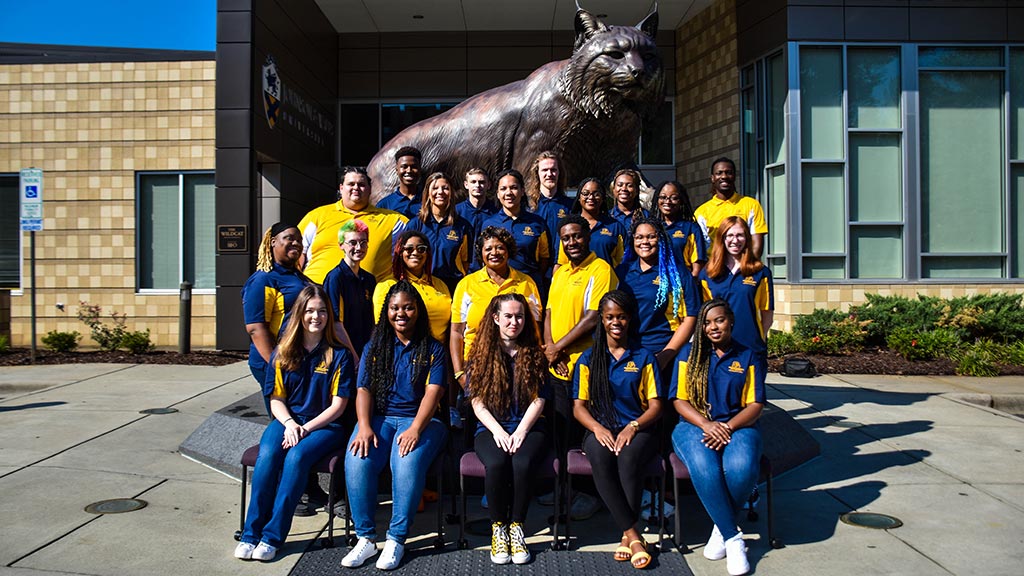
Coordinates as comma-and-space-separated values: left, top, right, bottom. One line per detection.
0, 173, 23, 291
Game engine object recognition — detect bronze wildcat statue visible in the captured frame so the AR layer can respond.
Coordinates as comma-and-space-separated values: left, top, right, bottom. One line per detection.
367, 7, 665, 202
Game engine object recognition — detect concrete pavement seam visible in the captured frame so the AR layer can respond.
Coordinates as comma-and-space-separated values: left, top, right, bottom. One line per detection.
0, 365, 139, 405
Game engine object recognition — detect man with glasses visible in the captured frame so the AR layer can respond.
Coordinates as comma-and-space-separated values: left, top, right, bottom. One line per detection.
323, 219, 377, 356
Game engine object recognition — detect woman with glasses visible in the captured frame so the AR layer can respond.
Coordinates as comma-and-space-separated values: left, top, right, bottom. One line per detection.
323, 219, 377, 356
555, 177, 626, 270
372, 230, 452, 345
655, 180, 706, 277
406, 172, 474, 294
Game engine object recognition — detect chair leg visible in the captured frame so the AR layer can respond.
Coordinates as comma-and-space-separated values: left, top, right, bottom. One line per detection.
767, 470, 782, 548
658, 469, 668, 552
433, 459, 445, 550
458, 471, 469, 549
551, 472, 562, 550
672, 475, 690, 554
322, 470, 336, 548
565, 472, 573, 550
235, 464, 247, 541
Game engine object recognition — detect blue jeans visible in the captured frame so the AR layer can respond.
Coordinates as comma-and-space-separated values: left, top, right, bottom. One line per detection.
672, 420, 762, 541
241, 419, 347, 547
248, 363, 272, 416
345, 416, 448, 544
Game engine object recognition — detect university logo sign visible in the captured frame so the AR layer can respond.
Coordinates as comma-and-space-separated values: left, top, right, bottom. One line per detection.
262, 56, 281, 129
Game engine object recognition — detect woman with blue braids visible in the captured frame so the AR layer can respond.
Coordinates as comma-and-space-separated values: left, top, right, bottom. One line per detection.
615, 217, 700, 372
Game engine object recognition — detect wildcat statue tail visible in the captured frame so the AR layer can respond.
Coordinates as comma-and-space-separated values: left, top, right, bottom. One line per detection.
366, 6, 665, 202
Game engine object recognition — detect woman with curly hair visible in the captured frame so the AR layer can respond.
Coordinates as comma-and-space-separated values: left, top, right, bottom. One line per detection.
405, 172, 474, 293
372, 230, 452, 345
466, 293, 550, 565
234, 285, 354, 562
343, 281, 448, 571
572, 290, 662, 569
669, 299, 764, 576
616, 217, 700, 372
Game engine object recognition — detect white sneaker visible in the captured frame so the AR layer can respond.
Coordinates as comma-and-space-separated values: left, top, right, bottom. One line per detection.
725, 532, 750, 576
375, 539, 405, 570
251, 541, 277, 562
490, 522, 510, 564
233, 541, 256, 560
703, 525, 726, 561
509, 522, 530, 565
341, 537, 378, 568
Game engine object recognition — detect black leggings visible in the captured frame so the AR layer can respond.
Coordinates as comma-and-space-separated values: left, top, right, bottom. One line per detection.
582, 428, 656, 532
475, 427, 548, 523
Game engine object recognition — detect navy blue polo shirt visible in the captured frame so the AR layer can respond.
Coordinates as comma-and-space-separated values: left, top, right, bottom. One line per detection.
241, 262, 310, 374
616, 259, 700, 353
663, 220, 708, 269
533, 193, 575, 244
668, 343, 764, 422
376, 189, 422, 220
405, 215, 473, 286
573, 346, 661, 429
456, 198, 497, 237
265, 343, 355, 422
357, 337, 448, 418
557, 215, 626, 269
322, 262, 377, 356
479, 210, 551, 289
698, 266, 774, 355
468, 354, 552, 436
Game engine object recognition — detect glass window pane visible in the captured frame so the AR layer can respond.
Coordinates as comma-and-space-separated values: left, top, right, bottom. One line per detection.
919, 47, 1002, 68
767, 52, 786, 165
1013, 165, 1024, 278
139, 174, 180, 290
801, 164, 845, 253
768, 256, 786, 280
741, 86, 757, 198
185, 174, 216, 290
768, 166, 787, 256
340, 103, 379, 167
922, 256, 1003, 279
640, 99, 673, 165
920, 71, 1003, 254
800, 47, 844, 159
1010, 50, 1024, 160
0, 176, 19, 288
850, 133, 902, 222
851, 226, 902, 279
381, 103, 456, 146
803, 257, 845, 279
848, 48, 901, 129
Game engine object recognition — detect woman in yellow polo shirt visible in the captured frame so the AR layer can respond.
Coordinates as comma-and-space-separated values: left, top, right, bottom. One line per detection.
372, 230, 452, 345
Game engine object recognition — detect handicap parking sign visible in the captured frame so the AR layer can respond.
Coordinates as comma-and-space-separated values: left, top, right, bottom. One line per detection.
25, 185, 38, 199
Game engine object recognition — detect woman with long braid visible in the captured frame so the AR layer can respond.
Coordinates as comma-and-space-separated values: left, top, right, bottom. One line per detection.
572, 290, 662, 569
466, 293, 550, 565
343, 281, 448, 571
669, 299, 764, 576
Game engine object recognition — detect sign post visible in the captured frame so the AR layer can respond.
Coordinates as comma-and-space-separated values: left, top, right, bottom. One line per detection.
20, 168, 43, 364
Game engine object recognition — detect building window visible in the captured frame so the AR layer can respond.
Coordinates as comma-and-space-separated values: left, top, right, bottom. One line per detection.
743, 43, 1022, 282
137, 172, 215, 291
0, 175, 19, 289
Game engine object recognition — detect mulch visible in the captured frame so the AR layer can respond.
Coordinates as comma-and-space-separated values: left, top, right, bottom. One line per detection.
0, 348, 248, 367
769, 347, 1024, 376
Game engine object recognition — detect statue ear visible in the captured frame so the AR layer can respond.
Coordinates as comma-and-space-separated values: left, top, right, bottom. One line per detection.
637, 6, 659, 38
574, 9, 609, 51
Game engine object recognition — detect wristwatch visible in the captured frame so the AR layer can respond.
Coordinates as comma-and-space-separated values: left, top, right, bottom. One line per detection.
629, 420, 640, 430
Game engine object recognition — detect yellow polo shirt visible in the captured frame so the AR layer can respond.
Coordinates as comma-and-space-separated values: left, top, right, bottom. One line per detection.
373, 273, 452, 343
299, 200, 408, 284
450, 267, 543, 360
546, 252, 618, 380
694, 192, 768, 245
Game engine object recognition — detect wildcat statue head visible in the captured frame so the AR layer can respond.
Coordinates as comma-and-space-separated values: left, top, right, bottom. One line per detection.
561, 7, 664, 120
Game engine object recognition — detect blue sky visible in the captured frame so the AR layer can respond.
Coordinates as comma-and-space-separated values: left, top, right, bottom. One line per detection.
0, 0, 216, 51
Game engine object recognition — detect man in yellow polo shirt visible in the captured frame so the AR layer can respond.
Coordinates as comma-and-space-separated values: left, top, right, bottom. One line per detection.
299, 166, 408, 284
695, 157, 768, 258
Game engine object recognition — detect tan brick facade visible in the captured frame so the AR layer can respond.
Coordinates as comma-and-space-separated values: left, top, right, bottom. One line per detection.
0, 60, 216, 348
674, 0, 740, 205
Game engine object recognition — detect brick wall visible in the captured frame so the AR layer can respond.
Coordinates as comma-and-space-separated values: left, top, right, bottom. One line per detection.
0, 60, 217, 348
675, 0, 741, 207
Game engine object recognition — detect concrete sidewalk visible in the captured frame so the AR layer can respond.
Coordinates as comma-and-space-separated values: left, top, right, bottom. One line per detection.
0, 362, 1021, 575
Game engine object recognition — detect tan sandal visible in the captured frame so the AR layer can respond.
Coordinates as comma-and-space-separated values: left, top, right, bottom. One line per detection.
629, 539, 651, 569
614, 535, 632, 561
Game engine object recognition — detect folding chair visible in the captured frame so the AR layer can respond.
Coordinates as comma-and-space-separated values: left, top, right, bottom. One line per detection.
668, 452, 781, 553
233, 444, 349, 548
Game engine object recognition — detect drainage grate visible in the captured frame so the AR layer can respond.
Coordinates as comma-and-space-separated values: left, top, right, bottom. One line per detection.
840, 512, 902, 529
139, 407, 178, 415
84, 498, 148, 515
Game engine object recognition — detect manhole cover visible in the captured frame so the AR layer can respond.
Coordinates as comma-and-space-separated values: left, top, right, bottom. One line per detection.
840, 512, 902, 529
84, 498, 148, 514
831, 420, 863, 428
139, 407, 178, 415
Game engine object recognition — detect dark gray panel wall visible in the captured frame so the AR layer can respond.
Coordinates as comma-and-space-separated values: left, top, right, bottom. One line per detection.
737, 0, 1024, 65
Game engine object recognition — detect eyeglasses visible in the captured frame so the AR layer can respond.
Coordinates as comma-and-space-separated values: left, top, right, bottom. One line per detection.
343, 240, 368, 247
402, 244, 428, 255
579, 190, 603, 198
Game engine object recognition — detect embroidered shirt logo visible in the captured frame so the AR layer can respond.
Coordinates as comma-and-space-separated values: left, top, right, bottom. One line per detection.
743, 276, 757, 286
315, 359, 329, 374
728, 361, 744, 373
446, 230, 460, 241
673, 230, 685, 238
651, 276, 661, 286
624, 361, 640, 373
600, 228, 613, 236
557, 209, 567, 218
522, 226, 535, 236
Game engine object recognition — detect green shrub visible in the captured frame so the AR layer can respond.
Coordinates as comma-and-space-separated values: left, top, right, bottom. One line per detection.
954, 293, 1024, 342
0, 334, 9, 353
77, 302, 128, 352
886, 327, 961, 361
767, 330, 801, 357
793, 310, 867, 355
120, 330, 154, 354
1006, 341, 1024, 367
849, 294, 947, 346
41, 330, 81, 353
952, 340, 1001, 377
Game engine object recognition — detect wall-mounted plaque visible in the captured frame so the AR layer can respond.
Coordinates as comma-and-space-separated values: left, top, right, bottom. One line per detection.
218, 225, 248, 253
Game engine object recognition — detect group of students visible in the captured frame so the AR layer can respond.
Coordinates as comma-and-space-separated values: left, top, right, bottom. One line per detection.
236, 149, 773, 576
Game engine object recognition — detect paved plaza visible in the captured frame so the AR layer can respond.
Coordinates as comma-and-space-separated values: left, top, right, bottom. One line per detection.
0, 362, 1022, 575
